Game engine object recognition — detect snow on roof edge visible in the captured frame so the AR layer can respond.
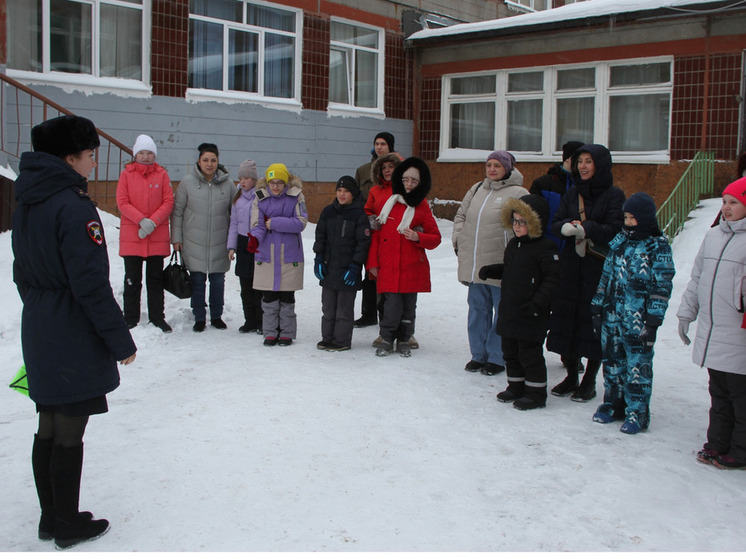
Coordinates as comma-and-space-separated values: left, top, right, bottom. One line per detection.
407, 0, 734, 42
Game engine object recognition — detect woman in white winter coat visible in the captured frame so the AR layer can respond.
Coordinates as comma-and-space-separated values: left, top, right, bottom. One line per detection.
452, 150, 528, 375
677, 177, 746, 469
171, 143, 234, 332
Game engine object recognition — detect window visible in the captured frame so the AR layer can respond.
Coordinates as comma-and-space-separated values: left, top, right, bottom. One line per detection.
329, 19, 383, 111
440, 58, 673, 161
505, 0, 549, 12
188, 0, 302, 102
7, 0, 146, 81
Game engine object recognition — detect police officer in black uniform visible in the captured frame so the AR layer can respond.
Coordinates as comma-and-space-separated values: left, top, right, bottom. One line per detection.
12, 115, 137, 549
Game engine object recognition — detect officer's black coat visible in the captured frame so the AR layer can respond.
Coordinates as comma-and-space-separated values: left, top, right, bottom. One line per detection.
12, 151, 136, 405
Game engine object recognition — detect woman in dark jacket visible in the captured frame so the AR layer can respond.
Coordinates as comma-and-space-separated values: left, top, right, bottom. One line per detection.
546, 144, 625, 402
12, 115, 137, 549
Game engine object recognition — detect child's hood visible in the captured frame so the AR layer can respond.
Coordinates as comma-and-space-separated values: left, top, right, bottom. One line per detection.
390, 156, 431, 207
500, 194, 550, 239
255, 174, 303, 200
370, 152, 404, 186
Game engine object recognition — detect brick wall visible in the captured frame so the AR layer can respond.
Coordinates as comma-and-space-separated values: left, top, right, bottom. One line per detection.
419, 77, 442, 160
671, 53, 742, 160
385, 32, 414, 120
151, 0, 189, 98
302, 14, 330, 111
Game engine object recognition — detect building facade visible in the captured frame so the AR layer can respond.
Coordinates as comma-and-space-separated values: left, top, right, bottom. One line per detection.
407, 0, 746, 209
0, 0, 497, 218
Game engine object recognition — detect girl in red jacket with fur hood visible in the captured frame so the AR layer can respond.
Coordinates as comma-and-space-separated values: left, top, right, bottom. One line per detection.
367, 157, 441, 357
116, 134, 174, 332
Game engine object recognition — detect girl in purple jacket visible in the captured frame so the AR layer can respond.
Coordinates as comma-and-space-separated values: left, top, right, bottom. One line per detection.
228, 159, 263, 333
250, 163, 308, 346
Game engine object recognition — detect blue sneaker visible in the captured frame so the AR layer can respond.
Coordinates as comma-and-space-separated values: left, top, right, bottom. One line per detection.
620, 416, 644, 435
592, 403, 615, 424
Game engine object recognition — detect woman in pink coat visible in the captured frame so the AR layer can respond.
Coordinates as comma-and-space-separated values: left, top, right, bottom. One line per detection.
117, 134, 174, 332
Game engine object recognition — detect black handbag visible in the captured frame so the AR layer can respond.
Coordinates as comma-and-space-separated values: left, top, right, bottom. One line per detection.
163, 250, 192, 299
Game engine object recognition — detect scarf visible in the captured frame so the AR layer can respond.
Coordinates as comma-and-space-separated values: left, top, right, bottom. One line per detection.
377, 194, 415, 233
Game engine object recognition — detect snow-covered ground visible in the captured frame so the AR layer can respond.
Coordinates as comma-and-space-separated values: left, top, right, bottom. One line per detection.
0, 197, 743, 553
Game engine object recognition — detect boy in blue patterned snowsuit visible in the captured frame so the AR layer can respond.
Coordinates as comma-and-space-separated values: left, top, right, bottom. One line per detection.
590, 192, 675, 434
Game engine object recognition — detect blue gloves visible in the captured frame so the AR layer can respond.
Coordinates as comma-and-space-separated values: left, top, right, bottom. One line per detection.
343, 262, 362, 287
314, 255, 326, 281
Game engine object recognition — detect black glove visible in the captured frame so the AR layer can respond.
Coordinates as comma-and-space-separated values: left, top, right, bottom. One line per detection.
314, 255, 327, 281
639, 325, 658, 347
591, 309, 602, 340
478, 264, 504, 281
342, 262, 362, 287
520, 302, 539, 318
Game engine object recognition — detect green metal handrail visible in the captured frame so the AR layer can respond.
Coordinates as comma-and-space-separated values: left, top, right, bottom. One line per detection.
656, 151, 715, 240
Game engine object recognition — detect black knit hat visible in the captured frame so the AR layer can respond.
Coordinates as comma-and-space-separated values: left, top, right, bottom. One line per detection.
562, 141, 584, 162
623, 192, 659, 233
336, 175, 360, 199
374, 132, 395, 153
31, 115, 100, 158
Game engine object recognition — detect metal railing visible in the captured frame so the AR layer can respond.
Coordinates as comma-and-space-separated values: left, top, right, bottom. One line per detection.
0, 72, 132, 213
656, 150, 716, 240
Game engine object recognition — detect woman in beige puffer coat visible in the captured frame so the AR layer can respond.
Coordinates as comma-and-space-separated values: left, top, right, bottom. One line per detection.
452, 150, 528, 375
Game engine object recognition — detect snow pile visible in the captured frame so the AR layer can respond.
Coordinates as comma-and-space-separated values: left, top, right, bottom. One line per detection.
0, 197, 744, 552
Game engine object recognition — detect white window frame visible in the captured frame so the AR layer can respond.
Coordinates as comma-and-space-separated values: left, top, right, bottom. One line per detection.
186, 0, 303, 109
327, 17, 385, 118
6, 0, 151, 96
505, 0, 550, 13
438, 56, 673, 164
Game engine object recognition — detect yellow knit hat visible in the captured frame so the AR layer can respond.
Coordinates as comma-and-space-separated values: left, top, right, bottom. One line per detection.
266, 163, 289, 184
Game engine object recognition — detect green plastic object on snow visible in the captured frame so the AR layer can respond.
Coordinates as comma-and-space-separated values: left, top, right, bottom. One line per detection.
9, 365, 29, 397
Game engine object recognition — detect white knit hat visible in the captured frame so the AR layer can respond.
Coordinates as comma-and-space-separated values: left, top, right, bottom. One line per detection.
132, 134, 157, 157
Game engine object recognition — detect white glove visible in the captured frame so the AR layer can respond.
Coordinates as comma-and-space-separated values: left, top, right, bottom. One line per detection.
561, 222, 586, 239
138, 218, 157, 239
678, 319, 691, 346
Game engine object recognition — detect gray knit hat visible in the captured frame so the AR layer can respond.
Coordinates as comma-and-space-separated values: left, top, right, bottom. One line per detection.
238, 159, 258, 179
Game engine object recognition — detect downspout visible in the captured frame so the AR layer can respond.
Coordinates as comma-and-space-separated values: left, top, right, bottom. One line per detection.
700, 16, 712, 153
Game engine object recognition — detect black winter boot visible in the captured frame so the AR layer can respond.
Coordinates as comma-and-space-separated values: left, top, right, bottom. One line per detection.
51, 444, 109, 549
571, 359, 600, 402
32, 436, 94, 541
513, 386, 547, 410
551, 360, 579, 397
32, 435, 56, 540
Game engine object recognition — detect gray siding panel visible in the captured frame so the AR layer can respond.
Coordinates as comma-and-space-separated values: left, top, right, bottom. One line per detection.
2, 85, 411, 184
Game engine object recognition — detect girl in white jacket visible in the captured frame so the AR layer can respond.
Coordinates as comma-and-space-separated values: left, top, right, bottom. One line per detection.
677, 178, 746, 469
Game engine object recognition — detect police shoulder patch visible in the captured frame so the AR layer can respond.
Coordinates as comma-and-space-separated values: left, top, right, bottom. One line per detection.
86, 220, 104, 245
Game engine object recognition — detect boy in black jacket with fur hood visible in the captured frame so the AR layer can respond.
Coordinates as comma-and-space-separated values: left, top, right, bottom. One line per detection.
479, 194, 561, 410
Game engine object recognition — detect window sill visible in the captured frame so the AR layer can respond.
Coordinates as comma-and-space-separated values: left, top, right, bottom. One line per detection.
186, 89, 303, 112
437, 148, 671, 164
327, 103, 385, 119
5, 69, 152, 97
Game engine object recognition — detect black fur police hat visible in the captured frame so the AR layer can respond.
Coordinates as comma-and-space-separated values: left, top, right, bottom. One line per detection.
31, 115, 100, 158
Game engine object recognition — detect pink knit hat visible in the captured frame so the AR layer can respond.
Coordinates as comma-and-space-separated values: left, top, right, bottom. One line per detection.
723, 177, 746, 206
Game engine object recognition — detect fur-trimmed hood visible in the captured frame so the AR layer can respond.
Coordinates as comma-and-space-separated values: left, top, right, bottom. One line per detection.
500, 194, 550, 239
391, 156, 431, 207
255, 174, 303, 200
370, 152, 404, 186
